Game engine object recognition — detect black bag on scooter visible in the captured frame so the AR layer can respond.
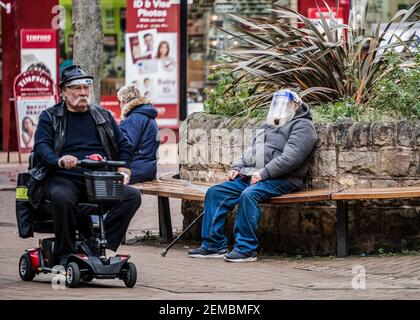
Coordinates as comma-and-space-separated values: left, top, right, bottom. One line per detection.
16, 172, 34, 238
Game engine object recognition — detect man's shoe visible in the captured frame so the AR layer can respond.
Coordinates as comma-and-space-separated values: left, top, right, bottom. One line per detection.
188, 247, 227, 259
223, 251, 257, 262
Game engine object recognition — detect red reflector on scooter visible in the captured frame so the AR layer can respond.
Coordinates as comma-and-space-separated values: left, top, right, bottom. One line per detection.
87, 154, 103, 161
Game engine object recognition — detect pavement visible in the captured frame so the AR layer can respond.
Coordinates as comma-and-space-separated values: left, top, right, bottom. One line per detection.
1, 152, 420, 300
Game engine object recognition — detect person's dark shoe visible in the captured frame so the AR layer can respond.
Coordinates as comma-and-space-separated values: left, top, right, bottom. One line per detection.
188, 247, 227, 259
223, 251, 257, 262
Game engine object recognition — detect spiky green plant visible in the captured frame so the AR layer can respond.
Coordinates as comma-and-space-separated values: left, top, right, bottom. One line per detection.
217, 0, 420, 116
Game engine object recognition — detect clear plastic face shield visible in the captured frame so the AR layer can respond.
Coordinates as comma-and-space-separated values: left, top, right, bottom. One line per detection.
266, 90, 301, 127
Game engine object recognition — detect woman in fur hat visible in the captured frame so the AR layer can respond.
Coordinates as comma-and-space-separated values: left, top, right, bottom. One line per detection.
118, 83, 159, 183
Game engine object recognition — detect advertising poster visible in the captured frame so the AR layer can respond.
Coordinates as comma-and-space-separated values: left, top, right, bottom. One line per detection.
20, 29, 58, 84
13, 70, 58, 153
126, 0, 180, 128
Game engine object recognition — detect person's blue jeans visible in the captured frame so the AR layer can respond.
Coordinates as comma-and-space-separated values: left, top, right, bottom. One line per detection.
201, 176, 298, 254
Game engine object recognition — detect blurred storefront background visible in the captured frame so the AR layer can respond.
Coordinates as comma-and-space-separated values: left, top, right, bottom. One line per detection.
0, 0, 418, 149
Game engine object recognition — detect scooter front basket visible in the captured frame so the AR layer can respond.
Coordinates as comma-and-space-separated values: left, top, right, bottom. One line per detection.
84, 172, 124, 203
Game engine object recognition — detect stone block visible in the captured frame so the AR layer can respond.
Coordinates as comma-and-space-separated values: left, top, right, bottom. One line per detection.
351, 122, 371, 148
310, 178, 334, 189
397, 121, 414, 147
316, 150, 337, 177
378, 147, 416, 176
338, 151, 378, 175
314, 122, 329, 148
333, 120, 354, 149
402, 179, 420, 187
371, 122, 394, 147
335, 175, 371, 188
369, 178, 403, 188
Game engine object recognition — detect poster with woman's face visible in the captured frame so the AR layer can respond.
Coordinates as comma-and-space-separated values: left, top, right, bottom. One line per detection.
16, 98, 55, 151
125, 29, 178, 105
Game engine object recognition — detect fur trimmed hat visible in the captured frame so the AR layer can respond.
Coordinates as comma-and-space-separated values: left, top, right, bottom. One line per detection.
117, 83, 151, 117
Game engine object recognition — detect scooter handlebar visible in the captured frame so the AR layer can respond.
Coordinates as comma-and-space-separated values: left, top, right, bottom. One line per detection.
106, 160, 126, 167
75, 159, 126, 169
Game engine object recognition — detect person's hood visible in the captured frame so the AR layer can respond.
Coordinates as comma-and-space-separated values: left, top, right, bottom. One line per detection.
122, 96, 151, 117
128, 103, 158, 118
292, 102, 312, 121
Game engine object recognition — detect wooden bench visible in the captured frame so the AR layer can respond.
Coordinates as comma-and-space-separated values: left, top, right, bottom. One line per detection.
132, 178, 420, 258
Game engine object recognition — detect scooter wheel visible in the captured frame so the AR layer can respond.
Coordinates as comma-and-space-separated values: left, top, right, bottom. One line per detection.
123, 262, 137, 288
19, 253, 36, 281
65, 262, 81, 288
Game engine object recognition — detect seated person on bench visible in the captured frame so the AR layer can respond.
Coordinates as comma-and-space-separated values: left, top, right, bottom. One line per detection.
33, 65, 142, 264
117, 83, 159, 184
188, 89, 318, 262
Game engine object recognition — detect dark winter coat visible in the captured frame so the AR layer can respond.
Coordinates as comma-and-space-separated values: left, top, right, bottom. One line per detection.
119, 104, 159, 184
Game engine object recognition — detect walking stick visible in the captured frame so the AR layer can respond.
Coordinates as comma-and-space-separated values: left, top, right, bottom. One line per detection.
160, 211, 204, 257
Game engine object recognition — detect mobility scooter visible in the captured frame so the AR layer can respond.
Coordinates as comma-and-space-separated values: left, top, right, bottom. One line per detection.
18, 154, 137, 288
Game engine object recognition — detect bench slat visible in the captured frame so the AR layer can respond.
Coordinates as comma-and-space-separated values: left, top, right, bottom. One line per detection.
133, 180, 335, 203
133, 181, 207, 201
332, 186, 420, 200
267, 189, 333, 203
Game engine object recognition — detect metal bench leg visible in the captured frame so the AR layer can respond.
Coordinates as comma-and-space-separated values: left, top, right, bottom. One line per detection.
336, 200, 349, 257
158, 196, 173, 242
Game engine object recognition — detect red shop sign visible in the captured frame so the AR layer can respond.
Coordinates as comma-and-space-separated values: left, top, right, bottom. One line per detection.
13, 70, 58, 153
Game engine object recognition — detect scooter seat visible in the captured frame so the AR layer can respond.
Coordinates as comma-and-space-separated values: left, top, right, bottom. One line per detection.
33, 201, 104, 234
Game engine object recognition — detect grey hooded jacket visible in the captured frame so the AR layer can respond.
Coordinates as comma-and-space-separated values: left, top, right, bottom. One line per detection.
231, 103, 318, 190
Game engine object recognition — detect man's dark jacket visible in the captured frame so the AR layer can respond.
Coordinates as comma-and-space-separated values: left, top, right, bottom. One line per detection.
29, 101, 132, 207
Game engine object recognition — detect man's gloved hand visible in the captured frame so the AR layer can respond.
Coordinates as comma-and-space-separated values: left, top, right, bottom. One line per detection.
227, 169, 239, 181
58, 155, 78, 169
250, 172, 262, 185
117, 167, 131, 185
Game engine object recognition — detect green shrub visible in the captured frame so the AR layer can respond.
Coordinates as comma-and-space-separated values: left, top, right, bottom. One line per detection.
204, 70, 266, 118
367, 52, 420, 120
312, 52, 420, 122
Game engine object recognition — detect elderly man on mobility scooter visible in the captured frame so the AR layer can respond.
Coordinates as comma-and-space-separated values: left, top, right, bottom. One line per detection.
19, 65, 142, 287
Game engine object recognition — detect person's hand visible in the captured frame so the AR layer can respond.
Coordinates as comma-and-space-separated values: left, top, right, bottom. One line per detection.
251, 172, 262, 185
117, 167, 131, 185
58, 155, 78, 169
227, 169, 239, 181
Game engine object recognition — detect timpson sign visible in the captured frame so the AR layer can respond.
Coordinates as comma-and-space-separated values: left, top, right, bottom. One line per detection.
15, 71, 55, 96
20, 29, 57, 83
24, 34, 53, 43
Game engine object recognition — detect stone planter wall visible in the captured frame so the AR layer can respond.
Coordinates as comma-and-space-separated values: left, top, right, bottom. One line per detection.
178, 112, 420, 255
